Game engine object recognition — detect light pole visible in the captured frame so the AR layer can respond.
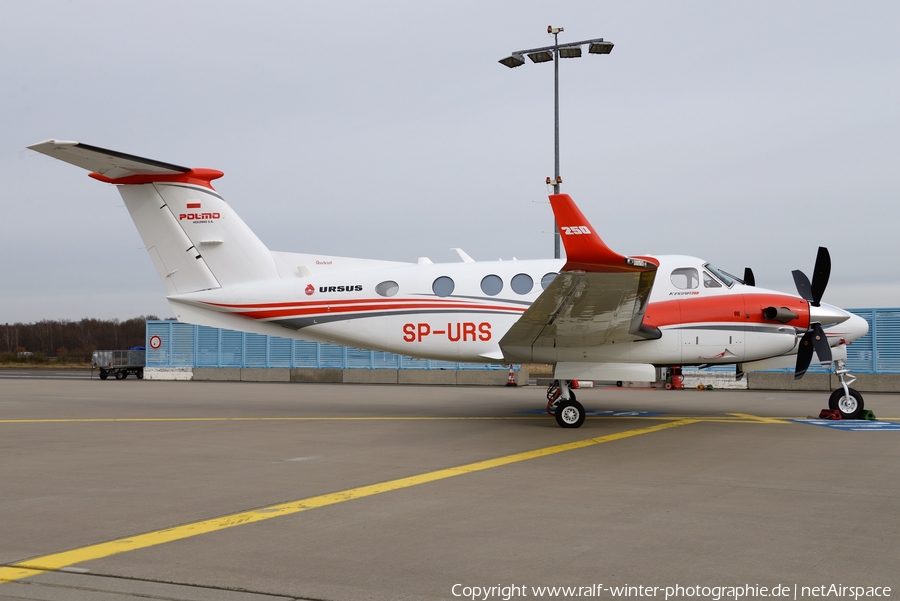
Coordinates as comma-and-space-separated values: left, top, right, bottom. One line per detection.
499, 27, 614, 259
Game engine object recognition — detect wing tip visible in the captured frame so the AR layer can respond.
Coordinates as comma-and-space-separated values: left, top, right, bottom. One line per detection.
27, 139, 79, 151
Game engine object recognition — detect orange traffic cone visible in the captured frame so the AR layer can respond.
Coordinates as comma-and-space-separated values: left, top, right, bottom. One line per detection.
506, 366, 517, 387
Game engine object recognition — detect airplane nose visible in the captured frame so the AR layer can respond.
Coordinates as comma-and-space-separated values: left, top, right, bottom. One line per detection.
824, 311, 869, 343
844, 312, 869, 342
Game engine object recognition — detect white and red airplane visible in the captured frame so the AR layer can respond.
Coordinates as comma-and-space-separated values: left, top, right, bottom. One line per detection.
29, 140, 869, 427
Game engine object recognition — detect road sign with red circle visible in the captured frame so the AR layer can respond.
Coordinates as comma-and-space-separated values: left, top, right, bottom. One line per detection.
149, 335, 162, 349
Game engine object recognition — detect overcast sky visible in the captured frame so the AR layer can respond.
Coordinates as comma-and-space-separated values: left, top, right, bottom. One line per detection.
2, 1, 898, 323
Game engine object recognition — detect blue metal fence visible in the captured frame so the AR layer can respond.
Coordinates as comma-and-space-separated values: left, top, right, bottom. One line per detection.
146, 321, 510, 370
843, 308, 900, 373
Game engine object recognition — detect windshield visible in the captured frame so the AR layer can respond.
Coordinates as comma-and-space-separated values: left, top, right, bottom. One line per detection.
703, 263, 735, 288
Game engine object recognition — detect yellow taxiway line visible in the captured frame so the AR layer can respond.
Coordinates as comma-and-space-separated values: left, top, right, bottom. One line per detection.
0, 418, 697, 584
0, 414, 798, 424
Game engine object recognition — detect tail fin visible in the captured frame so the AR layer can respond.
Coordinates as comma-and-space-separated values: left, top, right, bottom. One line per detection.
29, 140, 278, 294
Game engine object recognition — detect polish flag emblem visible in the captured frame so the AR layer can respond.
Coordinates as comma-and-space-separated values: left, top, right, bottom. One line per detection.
305, 284, 315, 296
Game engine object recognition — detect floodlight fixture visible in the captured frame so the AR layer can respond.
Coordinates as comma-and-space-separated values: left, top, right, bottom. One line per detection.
498, 27, 613, 258
588, 40, 614, 54
527, 50, 554, 63
499, 53, 525, 68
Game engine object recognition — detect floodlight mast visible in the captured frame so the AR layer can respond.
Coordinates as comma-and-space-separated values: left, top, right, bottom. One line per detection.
499, 27, 614, 259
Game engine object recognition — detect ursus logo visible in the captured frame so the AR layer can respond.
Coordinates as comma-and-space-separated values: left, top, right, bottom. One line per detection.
305, 284, 315, 296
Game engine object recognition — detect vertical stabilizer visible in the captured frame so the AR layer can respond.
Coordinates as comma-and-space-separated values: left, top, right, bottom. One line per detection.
29, 140, 279, 293
119, 184, 220, 295
148, 182, 278, 288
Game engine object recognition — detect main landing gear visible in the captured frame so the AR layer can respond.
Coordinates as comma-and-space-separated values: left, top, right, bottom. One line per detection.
829, 360, 864, 419
546, 380, 585, 428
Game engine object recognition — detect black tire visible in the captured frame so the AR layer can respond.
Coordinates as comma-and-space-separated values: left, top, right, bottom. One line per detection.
829, 387, 864, 419
555, 399, 586, 429
114, 371, 125, 380
99, 371, 108, 380
136, 368, 143, 380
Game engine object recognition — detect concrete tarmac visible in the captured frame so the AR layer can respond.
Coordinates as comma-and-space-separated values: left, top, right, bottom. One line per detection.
1, 380, 898, 601
0, 369, 93, 380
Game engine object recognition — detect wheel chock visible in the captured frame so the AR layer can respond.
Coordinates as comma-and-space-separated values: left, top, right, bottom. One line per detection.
818, 409, 842, 420
859, 409, 877, 420
696, 384, 705, 390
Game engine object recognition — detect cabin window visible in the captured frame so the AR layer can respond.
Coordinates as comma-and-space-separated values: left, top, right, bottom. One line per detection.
511, 273, 534, 295
671, 268, 699, 290
432, 276, 455, 297
481, 274, 503, 296
541, 272, 558, 290
703, 271, 723, 288
375, 280, 399, 297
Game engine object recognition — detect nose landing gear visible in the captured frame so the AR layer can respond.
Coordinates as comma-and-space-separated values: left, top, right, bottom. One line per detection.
829, 360, 864, 419
545, 380, 585, 428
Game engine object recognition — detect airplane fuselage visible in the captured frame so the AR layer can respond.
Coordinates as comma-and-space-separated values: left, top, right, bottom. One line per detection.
170, 254, 868, 367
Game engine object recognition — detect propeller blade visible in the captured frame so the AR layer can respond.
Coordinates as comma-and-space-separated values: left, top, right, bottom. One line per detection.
810, 247, 831, 307
743, 267, 755, 287
792, 270, 813, 302
794, 330, 814, 380
810, 322, 833, 366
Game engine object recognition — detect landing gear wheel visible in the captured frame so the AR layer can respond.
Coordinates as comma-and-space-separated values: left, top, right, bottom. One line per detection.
829, 388, 864, 420
555, 399, 586, 429
546, 390, 575, 415
115, 371, 125, 380
99, 371, 108, 380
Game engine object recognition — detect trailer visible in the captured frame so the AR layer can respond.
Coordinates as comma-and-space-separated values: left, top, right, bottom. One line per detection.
92, 349, 146, 380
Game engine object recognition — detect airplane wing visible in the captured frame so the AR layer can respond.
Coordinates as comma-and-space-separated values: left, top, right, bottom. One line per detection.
499, 194, 659, 363
28, 140, 190, 179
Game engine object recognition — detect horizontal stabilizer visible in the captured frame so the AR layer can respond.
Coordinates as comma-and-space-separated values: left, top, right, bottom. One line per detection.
28, 140, 190, 179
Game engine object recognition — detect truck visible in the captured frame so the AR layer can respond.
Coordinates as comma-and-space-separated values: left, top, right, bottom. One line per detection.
91, 349, 145, 380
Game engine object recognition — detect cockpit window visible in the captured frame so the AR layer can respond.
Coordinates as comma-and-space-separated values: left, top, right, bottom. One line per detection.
703, 271, 723, 288
671, 268, 699, 290
704, 264, 735, 288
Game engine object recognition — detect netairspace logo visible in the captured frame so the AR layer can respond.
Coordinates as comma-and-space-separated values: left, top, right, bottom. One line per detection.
450, 584, 893, 601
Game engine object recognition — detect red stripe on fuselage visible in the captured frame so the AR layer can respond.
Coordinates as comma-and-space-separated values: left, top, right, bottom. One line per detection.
202, 297, 495, 310
215, 300, 526, 321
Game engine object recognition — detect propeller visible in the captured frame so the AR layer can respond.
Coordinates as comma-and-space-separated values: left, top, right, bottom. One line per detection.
792, 247, 833, 379
791, 247, 830, 307
742, 267, 755, 287
794, 323, 832, 379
